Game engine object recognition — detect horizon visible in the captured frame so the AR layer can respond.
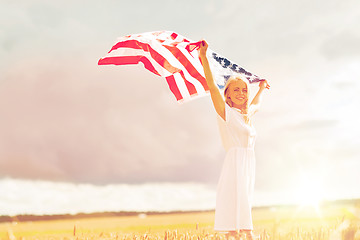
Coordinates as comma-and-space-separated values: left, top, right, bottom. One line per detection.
1, 177, 359, 217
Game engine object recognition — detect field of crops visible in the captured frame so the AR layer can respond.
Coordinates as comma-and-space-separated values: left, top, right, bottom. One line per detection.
1, 201, 359, 240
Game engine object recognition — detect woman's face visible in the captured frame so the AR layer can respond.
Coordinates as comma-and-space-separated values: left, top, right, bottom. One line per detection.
228, 80, 248, 106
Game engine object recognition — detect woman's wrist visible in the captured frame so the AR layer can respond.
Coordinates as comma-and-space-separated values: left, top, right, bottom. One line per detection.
199, 51, 207, 57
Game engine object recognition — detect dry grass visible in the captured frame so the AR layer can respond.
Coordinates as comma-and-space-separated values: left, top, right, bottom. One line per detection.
1, 203, 359, 240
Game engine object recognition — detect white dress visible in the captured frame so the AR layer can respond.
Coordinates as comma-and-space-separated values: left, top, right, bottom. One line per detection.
214, 103, 256, 231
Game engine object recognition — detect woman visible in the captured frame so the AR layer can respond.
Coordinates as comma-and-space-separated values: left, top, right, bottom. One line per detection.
198, 40, 269, 240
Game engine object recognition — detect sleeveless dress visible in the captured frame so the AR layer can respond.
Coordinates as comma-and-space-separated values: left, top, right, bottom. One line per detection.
214, 103, 257, 231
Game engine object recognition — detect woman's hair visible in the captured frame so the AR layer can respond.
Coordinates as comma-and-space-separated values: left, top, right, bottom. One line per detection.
224, 75, 249, 114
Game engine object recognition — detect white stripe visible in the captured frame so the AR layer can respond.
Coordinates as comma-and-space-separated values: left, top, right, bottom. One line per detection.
173, 72, 191, 101
177, 42, 204, 75
126, 32, 207, 95
176, 43, 207, 95
103, 32, 210, 102
102, 40, 204, 101
142, 39, 206, 95
121, 38, 205, 96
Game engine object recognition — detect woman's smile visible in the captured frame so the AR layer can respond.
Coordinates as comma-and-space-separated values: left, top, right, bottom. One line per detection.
235, 95, 246, 103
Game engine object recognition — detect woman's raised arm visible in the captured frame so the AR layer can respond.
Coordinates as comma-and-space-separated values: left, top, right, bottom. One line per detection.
249, 80, 270, 114
198, 40, 226, 120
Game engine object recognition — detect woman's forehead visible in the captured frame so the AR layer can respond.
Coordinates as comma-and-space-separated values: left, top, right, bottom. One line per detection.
230, 80, 247, 88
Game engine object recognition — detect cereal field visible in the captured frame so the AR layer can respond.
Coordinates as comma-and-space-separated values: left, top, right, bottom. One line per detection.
1, 201, 359, 240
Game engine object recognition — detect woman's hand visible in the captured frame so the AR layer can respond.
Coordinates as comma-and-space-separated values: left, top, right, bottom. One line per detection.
259, 80, 270, 90
198, 40, 208, 56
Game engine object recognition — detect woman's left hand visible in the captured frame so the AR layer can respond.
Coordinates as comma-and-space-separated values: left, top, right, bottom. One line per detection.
259, 80, 270, 90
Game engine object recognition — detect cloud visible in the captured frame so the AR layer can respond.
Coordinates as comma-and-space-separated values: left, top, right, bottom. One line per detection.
320, 32, 360, 60
0, 56, 224, 184
0, 178, 216, 216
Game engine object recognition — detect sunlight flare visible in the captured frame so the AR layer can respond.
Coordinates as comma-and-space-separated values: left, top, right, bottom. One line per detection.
293, 173, 325, 207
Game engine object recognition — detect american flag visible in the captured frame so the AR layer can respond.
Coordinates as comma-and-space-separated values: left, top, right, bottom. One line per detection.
98, 31, 265, 103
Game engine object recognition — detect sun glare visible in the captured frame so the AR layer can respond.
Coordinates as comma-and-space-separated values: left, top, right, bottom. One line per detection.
293, 173, 325, 208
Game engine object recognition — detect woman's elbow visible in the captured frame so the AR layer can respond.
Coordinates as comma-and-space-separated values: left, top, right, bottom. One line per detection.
216, 108, 226, 121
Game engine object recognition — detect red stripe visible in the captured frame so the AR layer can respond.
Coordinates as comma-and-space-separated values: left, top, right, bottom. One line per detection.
165, 75, 183, 101
109, 39, 180, 74
164, 45, 209, 91
98, 56, 160, 76
185, 41, 202, 52
99, 32, 208, 102
109, 40, 142, 52
179, 71, 197, 96
170, 33, 178, 40
98, 55, 141, 65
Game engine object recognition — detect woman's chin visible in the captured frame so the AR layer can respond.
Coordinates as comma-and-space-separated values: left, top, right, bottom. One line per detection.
234, 100, 246, 106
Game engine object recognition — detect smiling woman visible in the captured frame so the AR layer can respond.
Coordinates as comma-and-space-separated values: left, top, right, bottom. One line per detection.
198, 40, 270, 240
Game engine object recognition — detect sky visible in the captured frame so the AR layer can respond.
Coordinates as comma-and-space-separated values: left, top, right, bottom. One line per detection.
0, 0, 360, 216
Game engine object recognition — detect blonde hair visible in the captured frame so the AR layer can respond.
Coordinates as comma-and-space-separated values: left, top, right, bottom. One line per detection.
224, 75, 249, 114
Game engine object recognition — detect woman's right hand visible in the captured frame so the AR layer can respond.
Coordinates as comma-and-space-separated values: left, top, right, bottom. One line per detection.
198, 40, 208, 56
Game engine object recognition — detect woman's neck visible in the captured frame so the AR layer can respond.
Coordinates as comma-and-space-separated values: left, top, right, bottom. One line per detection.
233, 104, 247, 114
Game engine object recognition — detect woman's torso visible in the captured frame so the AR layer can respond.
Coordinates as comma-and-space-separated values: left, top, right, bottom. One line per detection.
217, 104, 256, 151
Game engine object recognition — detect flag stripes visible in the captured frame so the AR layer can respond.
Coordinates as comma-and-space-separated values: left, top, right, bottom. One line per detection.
98, 31, 265, 102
